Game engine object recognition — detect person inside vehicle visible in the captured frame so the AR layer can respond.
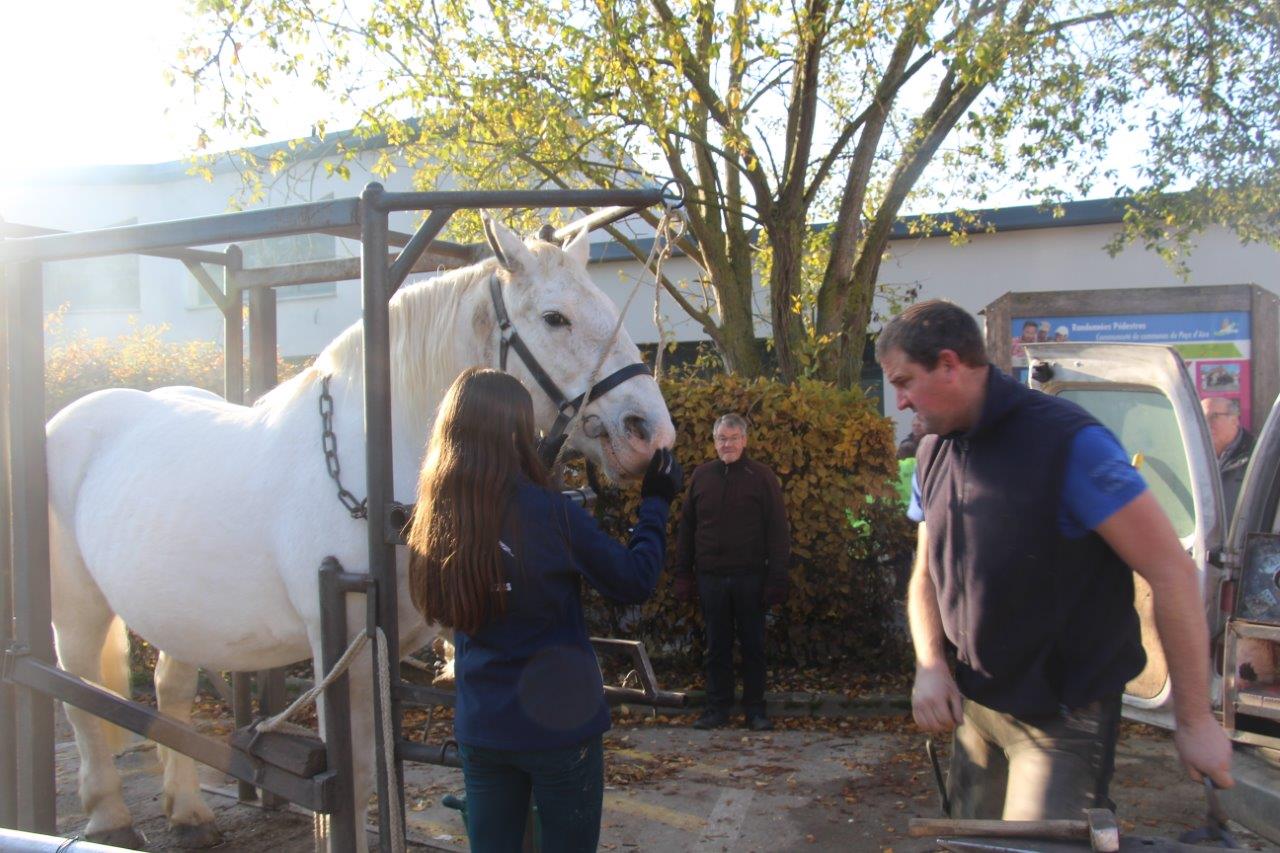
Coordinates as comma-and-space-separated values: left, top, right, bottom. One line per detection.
1201, 395, 1255, 518
878, 299, 1233, 821
406, 368, 682, 852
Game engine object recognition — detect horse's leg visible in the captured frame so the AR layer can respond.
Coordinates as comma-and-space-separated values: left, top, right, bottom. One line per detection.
153, 652, 222, 847
50, 558, 141, 847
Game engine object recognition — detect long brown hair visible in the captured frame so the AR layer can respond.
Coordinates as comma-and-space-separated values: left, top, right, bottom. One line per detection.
407, 368, 549, 634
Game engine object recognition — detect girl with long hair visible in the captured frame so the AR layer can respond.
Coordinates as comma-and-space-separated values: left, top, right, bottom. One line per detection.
408, 368, 681, 852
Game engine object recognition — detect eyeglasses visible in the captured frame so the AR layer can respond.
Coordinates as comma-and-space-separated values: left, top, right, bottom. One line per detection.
1207, 412, 1238, 420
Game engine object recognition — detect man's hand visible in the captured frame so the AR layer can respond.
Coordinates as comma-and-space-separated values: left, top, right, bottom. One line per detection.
912, 663, 964, 733
1173, 716, 1234, 789
672, 574, 696, 602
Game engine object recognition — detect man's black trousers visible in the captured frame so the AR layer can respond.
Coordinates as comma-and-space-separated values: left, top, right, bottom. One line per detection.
697, 572, 766, 717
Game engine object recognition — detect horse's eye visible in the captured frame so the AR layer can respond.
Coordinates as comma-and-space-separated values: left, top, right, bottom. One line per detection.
542, 311, 571, 329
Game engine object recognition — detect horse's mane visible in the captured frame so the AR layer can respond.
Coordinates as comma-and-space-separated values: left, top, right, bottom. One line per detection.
255, 259, 496, 414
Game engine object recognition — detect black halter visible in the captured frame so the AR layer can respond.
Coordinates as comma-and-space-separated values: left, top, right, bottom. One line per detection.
489, 274, 651, 450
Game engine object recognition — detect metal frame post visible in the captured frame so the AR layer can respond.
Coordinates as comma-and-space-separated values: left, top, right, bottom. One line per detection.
360, 183, 404, 847
6, 262, 55, 832
220, 244, 259, 803
247, 286, 278, 403
0, 262, 16, 829
0, 186, 680, 845
223, 245, 245, 405
247, 283, 288, 809
318, 560, 360, 851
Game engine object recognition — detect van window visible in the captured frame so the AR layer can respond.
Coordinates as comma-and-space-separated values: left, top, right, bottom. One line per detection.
1060, 388, 1195, 538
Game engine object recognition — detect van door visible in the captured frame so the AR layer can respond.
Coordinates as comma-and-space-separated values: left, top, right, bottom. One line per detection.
1022, 342, 1226, 727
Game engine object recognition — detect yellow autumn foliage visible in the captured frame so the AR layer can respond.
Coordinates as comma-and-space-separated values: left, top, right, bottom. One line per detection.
43, 308, 304, 417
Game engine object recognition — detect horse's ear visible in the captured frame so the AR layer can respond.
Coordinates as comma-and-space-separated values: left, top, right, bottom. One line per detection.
482, 214, 536, 275
562, 225, 590, 268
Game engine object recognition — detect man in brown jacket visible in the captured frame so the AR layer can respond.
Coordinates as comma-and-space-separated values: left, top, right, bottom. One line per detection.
674, 413, 790, 730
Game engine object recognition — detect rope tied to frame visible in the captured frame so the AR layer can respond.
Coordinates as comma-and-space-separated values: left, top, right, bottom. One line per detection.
256, 626, 406, 853
649, 212, 683, 381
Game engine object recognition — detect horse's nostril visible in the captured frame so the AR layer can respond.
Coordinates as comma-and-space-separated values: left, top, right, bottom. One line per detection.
623, 415, 649, 442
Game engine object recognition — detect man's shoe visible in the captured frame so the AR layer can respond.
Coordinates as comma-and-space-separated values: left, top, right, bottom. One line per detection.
747, 714, 774, 732
692, 710, 730, 730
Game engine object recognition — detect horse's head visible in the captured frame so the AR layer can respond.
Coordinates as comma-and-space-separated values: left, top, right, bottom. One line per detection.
482, 217, 675, 481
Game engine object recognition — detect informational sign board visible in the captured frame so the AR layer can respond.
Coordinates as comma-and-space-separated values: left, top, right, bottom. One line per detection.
985, 285, 1278, 435
1009, 310, 1254, 426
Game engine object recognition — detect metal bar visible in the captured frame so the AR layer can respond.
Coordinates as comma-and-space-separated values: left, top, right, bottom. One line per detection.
224, 243, 256, 801
315, 225, 480, 262
397, 739, 463, 769
590, 637, 687, 707
234, 250, 466, 291
0, 264, 15, 829
223, 246, 244, 404
603, 686, 687, 708
360, 182, 405, 847
0, 198, 361, 264
552, 204, 650, 241
0, 220, 228, 267
4, 655, 333, 812
184, 260, 230, 313
256, 668, 287, 810
247, 282, 289, 808
388, 208, 455, 294
397, 682, 456, 708
375, 188, 667, 213
247, 287, 278, 404
6, 262, 55, 833
0, 827, 133, 851
319, 560, 359, 851
232, 673, 256, 802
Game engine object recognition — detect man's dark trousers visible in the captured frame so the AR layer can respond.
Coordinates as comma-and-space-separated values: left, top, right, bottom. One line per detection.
698, 572, 766, 717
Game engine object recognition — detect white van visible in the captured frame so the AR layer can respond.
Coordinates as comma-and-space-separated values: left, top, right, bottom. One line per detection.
1025, 342, 1280, 843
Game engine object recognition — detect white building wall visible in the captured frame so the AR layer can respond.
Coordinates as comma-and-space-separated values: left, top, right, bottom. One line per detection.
881, 224, 1279, 315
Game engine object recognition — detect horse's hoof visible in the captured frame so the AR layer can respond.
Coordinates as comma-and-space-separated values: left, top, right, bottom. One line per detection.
171, 820, 223, 848
86, 825, 148, 849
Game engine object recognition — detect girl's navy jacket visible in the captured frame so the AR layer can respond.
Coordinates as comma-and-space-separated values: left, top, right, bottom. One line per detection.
452, 477, 669, 750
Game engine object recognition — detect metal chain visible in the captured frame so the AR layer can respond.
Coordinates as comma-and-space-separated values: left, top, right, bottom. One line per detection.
320, 375, 369, 519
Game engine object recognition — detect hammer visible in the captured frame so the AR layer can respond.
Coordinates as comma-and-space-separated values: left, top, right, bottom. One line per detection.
909, 809, 1121, 852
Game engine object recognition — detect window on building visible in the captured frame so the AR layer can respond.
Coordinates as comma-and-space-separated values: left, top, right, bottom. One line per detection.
241, 231, 339, 301
42, 219, 141, 312
192, 196, 342, 306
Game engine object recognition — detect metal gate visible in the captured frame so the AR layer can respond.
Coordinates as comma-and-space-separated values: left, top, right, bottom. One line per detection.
0, 181, 683, 849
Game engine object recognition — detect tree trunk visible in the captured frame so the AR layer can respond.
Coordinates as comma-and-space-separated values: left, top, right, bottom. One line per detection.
714, 291, 762, 376
767, 218, 808, 383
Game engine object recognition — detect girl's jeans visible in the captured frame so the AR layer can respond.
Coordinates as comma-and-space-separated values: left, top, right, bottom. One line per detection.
459, 735, 604, 852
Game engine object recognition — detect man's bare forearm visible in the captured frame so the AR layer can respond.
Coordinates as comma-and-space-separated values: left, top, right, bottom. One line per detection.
907, 522, 948, 670
1150, 555, 1216, 724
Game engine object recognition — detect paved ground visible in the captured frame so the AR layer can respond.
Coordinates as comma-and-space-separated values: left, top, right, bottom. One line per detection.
49, 705, 1278, 851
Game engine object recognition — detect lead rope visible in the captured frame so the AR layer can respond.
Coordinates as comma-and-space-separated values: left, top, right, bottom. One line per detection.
547, 209, 679, 473
650, 214, 683, 381
256, 627, 405, 853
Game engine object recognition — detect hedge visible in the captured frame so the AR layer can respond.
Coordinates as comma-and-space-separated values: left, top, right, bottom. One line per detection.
577, 374, 913, 670
44, 309, 304, 416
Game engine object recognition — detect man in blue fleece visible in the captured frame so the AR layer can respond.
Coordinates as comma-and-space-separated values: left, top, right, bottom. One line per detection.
877, 299, 1232, 820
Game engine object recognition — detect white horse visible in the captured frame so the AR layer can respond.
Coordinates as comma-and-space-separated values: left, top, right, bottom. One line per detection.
45, 218, 675, 849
